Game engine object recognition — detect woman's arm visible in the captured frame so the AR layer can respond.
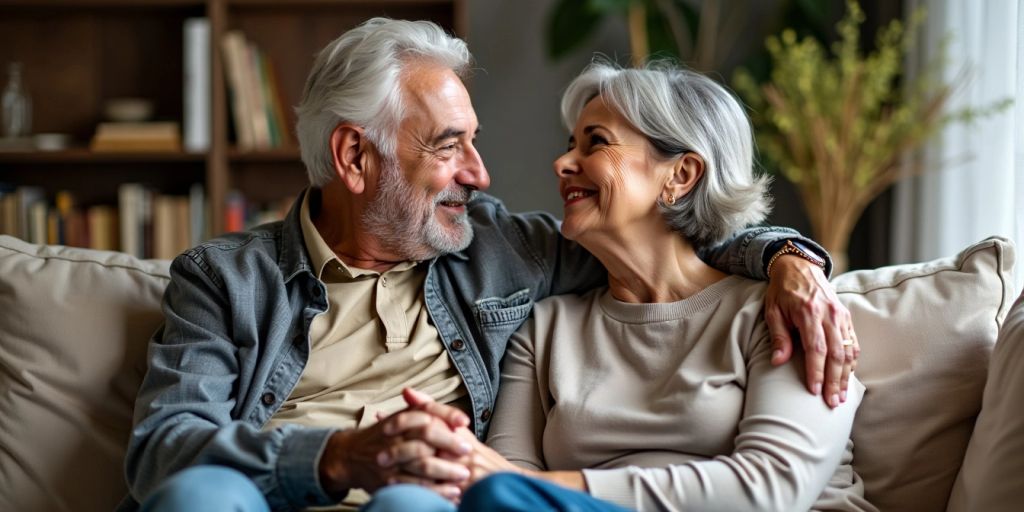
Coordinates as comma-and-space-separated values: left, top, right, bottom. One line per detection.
483, 322, 549, 472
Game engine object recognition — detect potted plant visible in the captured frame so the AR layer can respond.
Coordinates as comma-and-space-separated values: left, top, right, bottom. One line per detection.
734, 0, 1008, 272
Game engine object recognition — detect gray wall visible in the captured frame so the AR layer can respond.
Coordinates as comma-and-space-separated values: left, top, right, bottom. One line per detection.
466, 0, 630, 215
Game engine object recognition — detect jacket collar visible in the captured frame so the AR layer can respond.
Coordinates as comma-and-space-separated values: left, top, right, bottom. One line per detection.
278, 188, 315, 283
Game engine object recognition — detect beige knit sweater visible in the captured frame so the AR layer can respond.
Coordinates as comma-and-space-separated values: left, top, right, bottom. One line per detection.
487, 276, 875, 511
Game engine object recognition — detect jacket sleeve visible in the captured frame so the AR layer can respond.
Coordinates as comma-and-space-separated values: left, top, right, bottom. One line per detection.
123, 253, 338, 510
582, 331, 864, 512
506, 210, 607, 299
697, 226, 834, 280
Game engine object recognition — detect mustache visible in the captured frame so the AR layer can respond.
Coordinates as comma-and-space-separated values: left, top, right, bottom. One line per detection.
434, 185, 475, 205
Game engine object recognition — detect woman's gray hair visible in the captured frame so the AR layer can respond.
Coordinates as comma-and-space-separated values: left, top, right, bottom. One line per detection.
296, 18, 471, 187
561, 61, 771, 248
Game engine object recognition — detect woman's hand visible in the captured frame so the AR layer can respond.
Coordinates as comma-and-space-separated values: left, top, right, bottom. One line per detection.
764, 256, 859, 409
379, 388, 523, 499
391, 388, 588, 495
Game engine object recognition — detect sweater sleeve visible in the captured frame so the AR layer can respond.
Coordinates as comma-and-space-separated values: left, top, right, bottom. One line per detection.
485, 319, 548, 472
582, 332, 865, 512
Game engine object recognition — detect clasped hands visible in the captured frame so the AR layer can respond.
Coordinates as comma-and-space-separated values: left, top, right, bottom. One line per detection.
318, 388, 515, 503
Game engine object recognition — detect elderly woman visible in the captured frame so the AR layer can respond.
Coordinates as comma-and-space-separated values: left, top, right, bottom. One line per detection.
367, 61, 871, 512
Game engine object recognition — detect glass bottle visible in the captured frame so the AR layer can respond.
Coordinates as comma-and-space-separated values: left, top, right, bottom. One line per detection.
2, 62, 32, 138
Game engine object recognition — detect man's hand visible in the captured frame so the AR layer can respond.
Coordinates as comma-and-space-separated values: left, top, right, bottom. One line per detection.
764, 255, 860, 408
317, 400, 472, 499
396, 389, 522, 488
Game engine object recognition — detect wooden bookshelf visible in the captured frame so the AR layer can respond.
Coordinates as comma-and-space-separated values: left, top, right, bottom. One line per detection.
0, 0, 465, 241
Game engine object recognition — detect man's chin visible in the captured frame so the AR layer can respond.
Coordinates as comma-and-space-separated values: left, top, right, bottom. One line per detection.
423, 221, 473, 256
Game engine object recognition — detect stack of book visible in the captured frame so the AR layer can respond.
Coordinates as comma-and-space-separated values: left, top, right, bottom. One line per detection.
91, 122, 182, 152
0, 184, 207, 258
0, 187, 120, 250
0, 185, 297, 254
222, 30, 292, 150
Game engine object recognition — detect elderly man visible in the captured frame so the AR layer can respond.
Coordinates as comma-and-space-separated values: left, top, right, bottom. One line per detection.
124, 18, 857, 512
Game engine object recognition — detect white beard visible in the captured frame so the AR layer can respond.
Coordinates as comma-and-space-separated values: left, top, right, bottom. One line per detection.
362, 158, 475, 260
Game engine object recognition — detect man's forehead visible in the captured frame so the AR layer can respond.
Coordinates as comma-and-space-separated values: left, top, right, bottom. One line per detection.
399, 61, 478, 133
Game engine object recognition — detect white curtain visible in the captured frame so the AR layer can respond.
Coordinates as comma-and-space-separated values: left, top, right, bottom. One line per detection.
893, 0, 1024, 291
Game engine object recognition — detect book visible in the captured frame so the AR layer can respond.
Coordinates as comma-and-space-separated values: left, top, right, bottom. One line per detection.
91, 122, 181, 152
246, 42, 272, 149
118, 183, 146, 258
263, 55, 292, 146
0, 184, 15, 236
15, 186, 44, 241
189, 183, 206, 246
46, 209, 60, 245
152, 195, 175, 260
183, 17, 211, 152
222, 31, 256, 150
174, 196, 190, 255
224, 190, 246, 233
86, 205, 118, 251
28, 201, 47, 244
55, 191, 87, 249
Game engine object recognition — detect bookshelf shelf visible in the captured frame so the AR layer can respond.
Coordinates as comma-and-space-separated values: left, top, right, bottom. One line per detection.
0, 150, 207, 164
0, 0, 465, 252
0, 1, 205, 7
228, 147, 301, 162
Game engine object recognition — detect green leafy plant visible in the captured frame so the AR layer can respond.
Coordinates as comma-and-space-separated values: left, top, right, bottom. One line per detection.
734, 0, 1010, 271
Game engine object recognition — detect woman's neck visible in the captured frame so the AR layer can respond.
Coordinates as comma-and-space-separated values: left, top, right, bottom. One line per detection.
583, 224, 727, 304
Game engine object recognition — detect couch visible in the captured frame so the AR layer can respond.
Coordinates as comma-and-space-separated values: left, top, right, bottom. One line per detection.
0, 234, 1019, 512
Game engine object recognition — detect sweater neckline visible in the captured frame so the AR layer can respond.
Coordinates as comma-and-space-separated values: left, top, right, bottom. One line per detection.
597, 275, 744, 324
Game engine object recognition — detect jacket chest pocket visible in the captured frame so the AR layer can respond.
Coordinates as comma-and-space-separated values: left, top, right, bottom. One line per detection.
474, 288, 533, 335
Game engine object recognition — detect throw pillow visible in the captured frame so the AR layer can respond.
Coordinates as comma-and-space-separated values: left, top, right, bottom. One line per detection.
946, 287, 1024, 511
833, 236, 1015, 512
0, 236, 170, 512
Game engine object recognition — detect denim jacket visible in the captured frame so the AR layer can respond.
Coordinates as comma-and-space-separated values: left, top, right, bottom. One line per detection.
123, 188, 824, 510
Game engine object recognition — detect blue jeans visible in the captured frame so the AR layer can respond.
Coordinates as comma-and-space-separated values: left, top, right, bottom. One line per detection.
139, 465, 269, 512
363, 473, 629, 512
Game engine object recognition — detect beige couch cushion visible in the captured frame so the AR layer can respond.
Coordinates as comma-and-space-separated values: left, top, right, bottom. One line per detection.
0, 235, 169, 512
833, 236, 1016, 512
947, 287, 1024, 511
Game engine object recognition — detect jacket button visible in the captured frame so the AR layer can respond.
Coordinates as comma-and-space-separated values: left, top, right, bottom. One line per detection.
480, 408, 491, 421
452, 339, 465, 351
261, 392, 276, 406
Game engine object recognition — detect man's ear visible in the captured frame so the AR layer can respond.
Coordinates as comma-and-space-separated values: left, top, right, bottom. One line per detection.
665, 152, 705, 201
330, 123, 372, 195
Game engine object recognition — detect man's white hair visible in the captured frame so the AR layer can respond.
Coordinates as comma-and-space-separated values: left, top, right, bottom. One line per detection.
296, 18, 471, 187
560, 60, 772, 249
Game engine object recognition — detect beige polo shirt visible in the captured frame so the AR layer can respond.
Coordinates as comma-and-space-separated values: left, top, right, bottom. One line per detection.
265, 191, 467, 432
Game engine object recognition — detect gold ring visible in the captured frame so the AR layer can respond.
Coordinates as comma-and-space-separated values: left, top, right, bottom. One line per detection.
841, 338, 854, 347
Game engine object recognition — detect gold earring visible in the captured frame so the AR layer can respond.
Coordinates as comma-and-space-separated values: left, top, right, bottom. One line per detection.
666, 193, 675, 205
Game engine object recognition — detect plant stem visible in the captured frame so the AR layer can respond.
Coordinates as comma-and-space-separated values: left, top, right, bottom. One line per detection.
628, 1, 648, 67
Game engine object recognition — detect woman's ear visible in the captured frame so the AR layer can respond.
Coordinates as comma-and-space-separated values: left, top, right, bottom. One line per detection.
330, 123, 372, 195
664, 152, 705, 202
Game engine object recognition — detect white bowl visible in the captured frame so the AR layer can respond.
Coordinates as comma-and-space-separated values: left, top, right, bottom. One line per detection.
104, 98, 154, 122
34, 133, 71, 151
